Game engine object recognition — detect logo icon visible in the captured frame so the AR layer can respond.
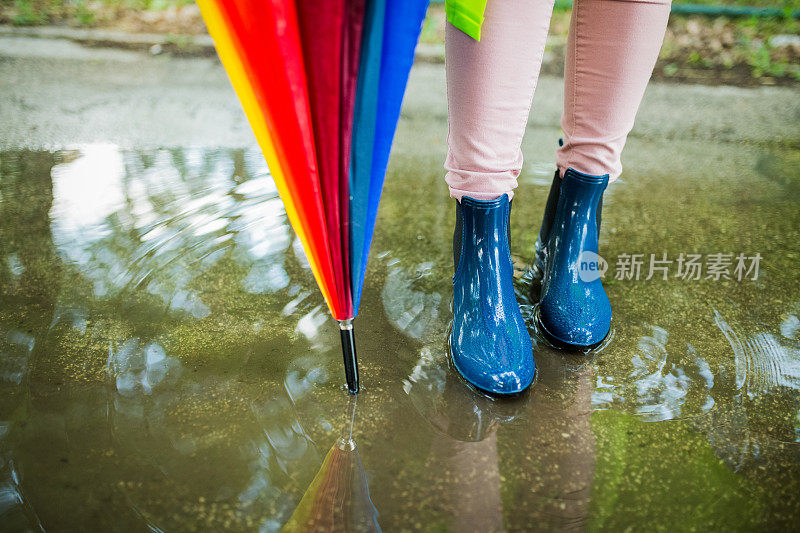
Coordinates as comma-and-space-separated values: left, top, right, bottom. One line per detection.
577, 251, 607, 282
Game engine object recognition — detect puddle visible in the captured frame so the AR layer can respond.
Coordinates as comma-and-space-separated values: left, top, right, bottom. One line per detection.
1, 145, 799, 530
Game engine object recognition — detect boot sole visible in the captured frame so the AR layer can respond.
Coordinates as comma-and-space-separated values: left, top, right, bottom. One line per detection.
535, 309, 609, 352
449, 344, 535, 397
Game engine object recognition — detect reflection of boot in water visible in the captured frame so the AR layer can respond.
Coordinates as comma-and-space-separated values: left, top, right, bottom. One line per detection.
408, 350, 526, 532
282, 397, 380, 533
427, 430, 504, 533
405, 347, 530, 442
503, 355, 596, 531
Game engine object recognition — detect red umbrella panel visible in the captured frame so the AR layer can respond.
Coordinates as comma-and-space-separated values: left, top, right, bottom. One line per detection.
295, 1, 359, 320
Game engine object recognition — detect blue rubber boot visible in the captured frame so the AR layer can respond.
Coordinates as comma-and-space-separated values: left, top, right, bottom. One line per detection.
537, 168, 611, 349
451, 195, 535, 395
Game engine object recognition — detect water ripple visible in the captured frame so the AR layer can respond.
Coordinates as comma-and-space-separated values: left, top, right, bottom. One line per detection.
50, 145, 291, 319
715, 309, 800, 397
592, 324, 716, 422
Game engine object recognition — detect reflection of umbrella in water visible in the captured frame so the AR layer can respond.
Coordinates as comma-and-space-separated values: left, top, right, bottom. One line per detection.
282, 397, 380, 532
197, 0, 431, 393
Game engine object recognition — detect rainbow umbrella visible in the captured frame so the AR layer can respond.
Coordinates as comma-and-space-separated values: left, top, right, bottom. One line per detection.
198, 0, 430, 393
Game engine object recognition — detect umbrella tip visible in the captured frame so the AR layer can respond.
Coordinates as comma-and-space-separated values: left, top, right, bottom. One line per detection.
339, 320, 359, 394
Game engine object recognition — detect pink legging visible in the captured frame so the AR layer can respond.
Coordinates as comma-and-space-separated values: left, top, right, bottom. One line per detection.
445, 0, 671, 200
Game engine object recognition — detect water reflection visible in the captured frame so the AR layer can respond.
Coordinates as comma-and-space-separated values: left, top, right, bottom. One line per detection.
108, 338, 183, 397
0, 150, 58, 531
404, 348, 505, 531
716, 309, 800, 398
404, 336, 596, 531
696, 309, 800, 473
1, 146, 800, 529
381, 260, 442, 340
284, 397, 380, 532
403, 347, 520, 531
404, 346, 528, 441
590, 324, 717, 422
49, 144, 296, 317
104, 337, 339, 530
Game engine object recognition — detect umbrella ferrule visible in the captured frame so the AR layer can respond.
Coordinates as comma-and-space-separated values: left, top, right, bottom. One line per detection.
339, 320, 359, 394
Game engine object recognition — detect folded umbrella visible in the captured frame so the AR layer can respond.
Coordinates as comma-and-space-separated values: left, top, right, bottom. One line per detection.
199, 0, 431, 394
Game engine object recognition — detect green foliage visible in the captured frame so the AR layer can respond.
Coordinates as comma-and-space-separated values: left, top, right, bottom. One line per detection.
736, 22, 798, 78
74, 0, 94, 26
663, 62, 680, 76
105, 0, 192, 9
12, 0, 46, 25
749, 41, 781, 76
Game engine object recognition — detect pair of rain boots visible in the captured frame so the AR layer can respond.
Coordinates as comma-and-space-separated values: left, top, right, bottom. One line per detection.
450, 168, 611, 395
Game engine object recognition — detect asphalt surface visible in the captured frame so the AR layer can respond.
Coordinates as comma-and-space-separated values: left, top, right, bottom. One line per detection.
1, 34, 798, 153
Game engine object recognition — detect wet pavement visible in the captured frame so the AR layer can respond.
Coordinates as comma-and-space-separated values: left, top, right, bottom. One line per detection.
1, 36, 800, 531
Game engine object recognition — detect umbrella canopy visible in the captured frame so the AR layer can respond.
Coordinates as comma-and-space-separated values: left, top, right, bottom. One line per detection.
350, 0, 432, 311
199, 0, 430, 393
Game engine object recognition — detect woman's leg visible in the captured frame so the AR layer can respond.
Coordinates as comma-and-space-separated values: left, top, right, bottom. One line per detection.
447, 1, 553, 394
445, 0, 556, 201
537, 0, 670, 349
557, 0, 671, 180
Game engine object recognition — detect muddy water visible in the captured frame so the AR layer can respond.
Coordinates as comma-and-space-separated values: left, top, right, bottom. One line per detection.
1, 144, 799, 531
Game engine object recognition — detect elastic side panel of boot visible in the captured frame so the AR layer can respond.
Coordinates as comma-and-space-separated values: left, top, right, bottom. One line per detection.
455, 196, 512, 274
507, 199, 512, 251
596, 196, 603, 240
539, 170, 561, 246
453, 201, 463, 274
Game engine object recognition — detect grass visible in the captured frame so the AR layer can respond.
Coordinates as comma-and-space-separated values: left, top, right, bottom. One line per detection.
1, 0, 195, 27
658, 12, 800, 82
1, 0, 797, 84
4, 0, 799, 26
